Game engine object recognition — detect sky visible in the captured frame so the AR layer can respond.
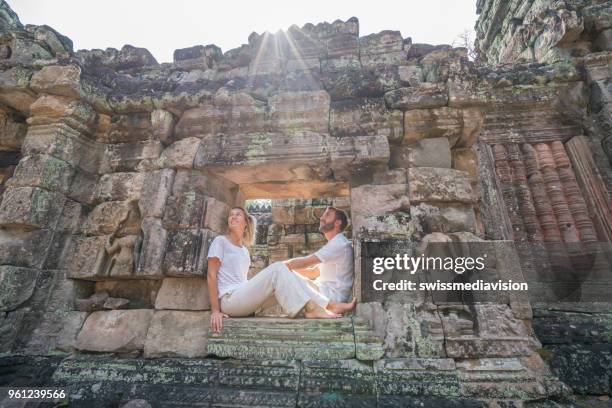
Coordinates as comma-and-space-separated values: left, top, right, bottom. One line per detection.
9, 0, 478, 63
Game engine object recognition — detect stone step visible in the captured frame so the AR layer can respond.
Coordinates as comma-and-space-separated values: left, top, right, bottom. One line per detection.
207, 317, 384, 361
42, 356, 572, 407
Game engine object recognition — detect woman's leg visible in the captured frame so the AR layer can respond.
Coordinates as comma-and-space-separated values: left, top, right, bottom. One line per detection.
221, 261, 334, 318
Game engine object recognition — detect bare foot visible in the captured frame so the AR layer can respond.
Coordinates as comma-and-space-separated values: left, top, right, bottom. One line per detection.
327, 298, 357, 315
303, 300, 340, 319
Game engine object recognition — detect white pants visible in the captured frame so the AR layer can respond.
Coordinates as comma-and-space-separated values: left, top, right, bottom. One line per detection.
220, 262, 330, 318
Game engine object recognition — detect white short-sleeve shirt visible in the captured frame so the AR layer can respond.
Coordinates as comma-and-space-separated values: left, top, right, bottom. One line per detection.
207, 235, 251, 298
314, 233, 354, 302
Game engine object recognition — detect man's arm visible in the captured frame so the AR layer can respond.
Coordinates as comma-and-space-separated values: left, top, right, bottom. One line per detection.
284, 255, 322, 279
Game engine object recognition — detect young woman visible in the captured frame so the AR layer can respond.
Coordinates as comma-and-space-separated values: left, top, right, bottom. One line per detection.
207, 206, 356, 333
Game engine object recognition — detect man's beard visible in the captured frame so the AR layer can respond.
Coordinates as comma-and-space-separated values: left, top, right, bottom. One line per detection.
319, 220, 334, 233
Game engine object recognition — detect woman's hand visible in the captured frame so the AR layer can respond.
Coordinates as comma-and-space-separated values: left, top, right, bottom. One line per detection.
210, 311, 228, 333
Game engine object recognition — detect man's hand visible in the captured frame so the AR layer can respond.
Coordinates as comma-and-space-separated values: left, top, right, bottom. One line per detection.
284, 254, 322, 271
292, 265, 321, 279
210, 311, 228, 333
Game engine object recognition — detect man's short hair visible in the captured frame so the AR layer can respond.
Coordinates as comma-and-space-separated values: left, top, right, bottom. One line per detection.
327, 206, 349, 232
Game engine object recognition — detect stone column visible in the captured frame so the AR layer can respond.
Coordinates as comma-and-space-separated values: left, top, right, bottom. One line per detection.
0, 65, 99, 353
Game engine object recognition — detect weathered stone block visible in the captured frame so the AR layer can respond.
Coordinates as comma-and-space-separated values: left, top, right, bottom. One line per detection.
0, 186, 66, 229
159, 137, 200, 169
69, 233, 141, 279
360, 32, 406, 67
268, 91, 330, 134
23, 309, 88, 354
174, 44, 221, 68
452, 147, 477, 181
207, 317, 356, 359
0, 266, 39, 312
407, 167, 475, 203
272, 203, 294, 225
66, 169, 97, 204
163, 229, 215, 276
171, 170, 236, 206
94, 172, 145, 203
62, 234, 108, 279
155, 277, 210, 310
163, 192, 206, 230
0, 66, 36, 113
0, 229, 53, 269
107, 141, 163, 172
83, 201, 141, 236
350, 182, 411, 239
329, 134, 390, 179
293, 206, 318, 224
285, 25, 326, 60
0, 309, 25, 352
444, 338, 535, 358
280, 233, 306, 245
457, 108, 483, 147
356, 302, 386, 340
174, 93, 265, 139
55, 311, 89, 352
28, 94, 94, 126
330, 98, 403, 143
319, 18, 360, 56
268, 244, 291, 263
150, 109, 175, 144
194, 131, 329, 183
390, 137, 451, 168
107, 113, 152, 143
23, 122, 104, 174
374, 358, 461, 398
203, 196, 230, 234
7, 154, 75, 194
135, 218, 167, 278
75, 309, 153, 353
410, 203, 477, 234
298, 359, 376, 405
321, 62, 401, 100
403, 107, 463, 146
0, 111, 27, 150
354, 319, 385, 360
384, 303, 446, 358
144, 311, 210, 358
30, 65, 82, 99
385, 84, 448, 110
398, 65, 423, 86
351, 183, 409, 215
138, 169, 175, 218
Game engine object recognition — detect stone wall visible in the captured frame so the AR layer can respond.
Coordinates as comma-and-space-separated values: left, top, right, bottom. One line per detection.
475, 0, 610, 64
475, 0, 612, 198
0, 0, 610, 405
475, 0, 612, 402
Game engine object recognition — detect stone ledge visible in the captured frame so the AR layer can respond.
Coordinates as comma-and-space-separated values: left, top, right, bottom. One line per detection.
45, 355, 571, 406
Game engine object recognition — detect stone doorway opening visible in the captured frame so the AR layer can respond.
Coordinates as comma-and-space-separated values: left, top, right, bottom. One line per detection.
245, 197, 352, 277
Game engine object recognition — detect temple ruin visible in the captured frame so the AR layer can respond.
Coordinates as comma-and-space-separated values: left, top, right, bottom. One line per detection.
0, 0, 610, 406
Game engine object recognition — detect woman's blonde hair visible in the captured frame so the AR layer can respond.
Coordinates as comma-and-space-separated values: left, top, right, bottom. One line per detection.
227, 206, 256, 247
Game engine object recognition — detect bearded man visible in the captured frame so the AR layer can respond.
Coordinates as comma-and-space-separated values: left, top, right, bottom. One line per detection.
283, 206, 355, 306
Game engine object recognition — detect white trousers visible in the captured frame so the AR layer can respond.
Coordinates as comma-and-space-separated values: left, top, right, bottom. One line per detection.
220, 261, 330, 318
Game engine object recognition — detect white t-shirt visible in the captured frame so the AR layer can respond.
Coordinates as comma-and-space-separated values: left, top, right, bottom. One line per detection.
207, 235, 251, 298
314, 233, 354, 302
